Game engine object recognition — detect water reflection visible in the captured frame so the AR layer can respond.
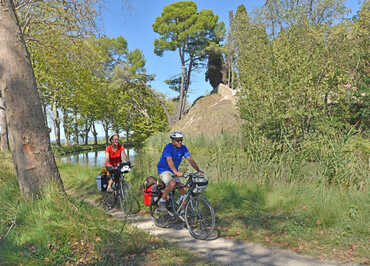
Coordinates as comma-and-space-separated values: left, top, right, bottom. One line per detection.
60, 149, 135, 168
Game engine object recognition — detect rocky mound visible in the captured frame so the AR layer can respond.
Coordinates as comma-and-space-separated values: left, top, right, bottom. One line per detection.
172, 84, 242, 137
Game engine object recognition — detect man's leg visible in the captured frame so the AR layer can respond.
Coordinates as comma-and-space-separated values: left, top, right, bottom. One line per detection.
158, 171, 175, 211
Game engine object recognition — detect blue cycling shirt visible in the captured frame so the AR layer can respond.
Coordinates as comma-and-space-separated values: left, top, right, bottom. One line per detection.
157, 143, 190, 175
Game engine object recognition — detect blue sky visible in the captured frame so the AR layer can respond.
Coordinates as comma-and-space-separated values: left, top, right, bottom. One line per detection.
99, 0, 362, 104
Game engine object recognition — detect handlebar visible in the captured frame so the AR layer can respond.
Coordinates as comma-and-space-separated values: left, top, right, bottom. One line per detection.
171, 172, 204, 179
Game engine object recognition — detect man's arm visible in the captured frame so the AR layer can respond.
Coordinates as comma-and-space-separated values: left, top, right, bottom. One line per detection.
166, 157, 183, 176
186, 155, 203, 173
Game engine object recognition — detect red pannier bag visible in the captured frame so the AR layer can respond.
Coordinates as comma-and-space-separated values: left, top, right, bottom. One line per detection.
143, 176, 157, 206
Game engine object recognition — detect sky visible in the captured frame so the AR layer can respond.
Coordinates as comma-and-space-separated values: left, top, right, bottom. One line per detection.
99, 0, 362, 104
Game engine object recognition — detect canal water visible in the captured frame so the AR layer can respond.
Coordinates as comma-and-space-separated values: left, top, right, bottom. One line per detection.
60, 149, 136, 168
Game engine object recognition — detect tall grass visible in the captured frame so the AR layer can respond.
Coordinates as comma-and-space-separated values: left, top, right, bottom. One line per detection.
0, 152, 211, 265
142, 131, 369, 189
135, 132, 369, 263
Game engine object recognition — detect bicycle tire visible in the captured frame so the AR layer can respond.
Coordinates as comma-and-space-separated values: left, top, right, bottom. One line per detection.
118, 182, 131, 214
118, 182, 140, 215
150, 198, 170, 228
125, 182, 140, 214
185, 194, 215, 240
102, 191, 115, 210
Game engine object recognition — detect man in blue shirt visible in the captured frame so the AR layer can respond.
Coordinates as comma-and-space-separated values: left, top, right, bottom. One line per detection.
157, 130, 203, 211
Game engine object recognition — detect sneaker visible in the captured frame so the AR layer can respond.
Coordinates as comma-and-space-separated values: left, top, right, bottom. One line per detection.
158, 201, 167, 212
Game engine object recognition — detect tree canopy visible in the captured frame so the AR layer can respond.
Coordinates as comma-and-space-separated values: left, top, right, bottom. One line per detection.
153, 1, 225, 121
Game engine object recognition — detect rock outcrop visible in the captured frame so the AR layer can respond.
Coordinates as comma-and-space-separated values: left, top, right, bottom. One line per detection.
172, 84, 242, 137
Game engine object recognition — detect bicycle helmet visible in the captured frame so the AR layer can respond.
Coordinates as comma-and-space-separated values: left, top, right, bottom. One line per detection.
170, 130, 184, 139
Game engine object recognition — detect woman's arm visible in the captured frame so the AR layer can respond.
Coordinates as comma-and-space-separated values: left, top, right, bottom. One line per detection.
105, 151, 111, 166
121, 150, 128, 162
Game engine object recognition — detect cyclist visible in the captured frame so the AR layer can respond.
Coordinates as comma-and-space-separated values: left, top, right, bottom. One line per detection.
157, 130, 203, 211
105, 134, 129, 192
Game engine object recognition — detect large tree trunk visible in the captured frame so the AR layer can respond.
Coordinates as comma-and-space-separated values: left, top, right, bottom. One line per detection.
0, 0, 63, 197
0, 96, 9, 151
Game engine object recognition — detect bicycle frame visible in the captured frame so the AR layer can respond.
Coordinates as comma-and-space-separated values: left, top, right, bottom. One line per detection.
150, 172, 215, 239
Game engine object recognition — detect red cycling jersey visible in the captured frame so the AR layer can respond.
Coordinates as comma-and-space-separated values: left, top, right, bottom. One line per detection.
105, 144, 124, 167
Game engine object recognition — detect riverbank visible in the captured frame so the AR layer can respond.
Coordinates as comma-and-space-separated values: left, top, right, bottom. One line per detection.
52, 143, 106, 156
0, 152, 212, 265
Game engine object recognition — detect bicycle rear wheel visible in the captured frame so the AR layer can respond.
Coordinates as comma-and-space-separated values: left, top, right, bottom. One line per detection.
150, 198, 170, 228
185, 195, 215, 240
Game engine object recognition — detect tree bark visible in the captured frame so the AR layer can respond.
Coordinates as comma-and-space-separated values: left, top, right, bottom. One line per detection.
0, 0, 64, 197
0, 96, 9, 151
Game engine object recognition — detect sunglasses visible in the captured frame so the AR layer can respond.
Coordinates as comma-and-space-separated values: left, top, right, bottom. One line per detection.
173, 138, 183, 142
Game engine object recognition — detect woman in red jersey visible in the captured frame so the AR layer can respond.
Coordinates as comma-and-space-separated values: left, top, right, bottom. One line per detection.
105, 134, 128, 192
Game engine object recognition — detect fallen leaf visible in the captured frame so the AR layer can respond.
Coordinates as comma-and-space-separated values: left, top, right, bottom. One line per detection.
44, 258, 50, 262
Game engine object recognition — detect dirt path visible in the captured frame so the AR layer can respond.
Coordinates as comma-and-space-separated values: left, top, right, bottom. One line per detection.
107, 209, 357, 266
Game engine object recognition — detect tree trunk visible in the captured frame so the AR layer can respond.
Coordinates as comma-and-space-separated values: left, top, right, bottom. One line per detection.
176, 49, 186, 121
102, 120, 109, 145
0, 96, 9, 151
52, 100, 61, 146
83, 119, 91, 145
62, 108, 70, 146
0, 0, 63, 197
73, 111, 79, 144
91, 122, 98, 145
125, 123, 130, 160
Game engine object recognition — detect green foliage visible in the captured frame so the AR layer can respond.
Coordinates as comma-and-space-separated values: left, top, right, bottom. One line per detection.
205, 50, 225, 90
233, 0, 369, 148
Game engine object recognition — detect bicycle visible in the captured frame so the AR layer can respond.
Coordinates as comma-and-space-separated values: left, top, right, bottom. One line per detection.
103, 161, 140, 215
149, 172, 215, 240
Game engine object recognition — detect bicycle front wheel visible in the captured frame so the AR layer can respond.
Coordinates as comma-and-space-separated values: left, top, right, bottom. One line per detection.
185, 195, 215, 240
119, 182, 140, 214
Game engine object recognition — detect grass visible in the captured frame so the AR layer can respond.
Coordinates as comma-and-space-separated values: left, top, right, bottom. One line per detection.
135, 132, 370, 264
0, 152, 213, 265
